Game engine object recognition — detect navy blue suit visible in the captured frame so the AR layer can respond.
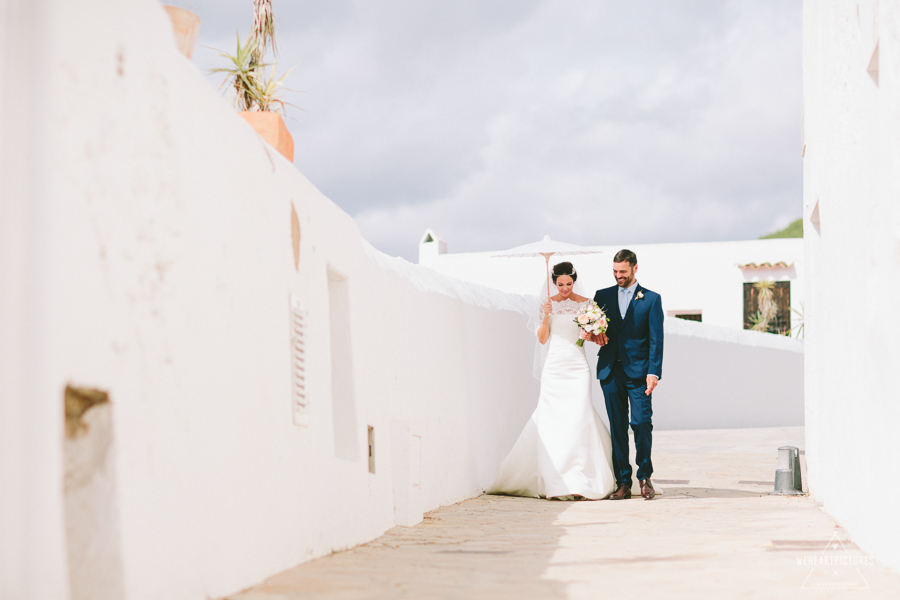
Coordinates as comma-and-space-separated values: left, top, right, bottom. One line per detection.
593, 284, 664, 487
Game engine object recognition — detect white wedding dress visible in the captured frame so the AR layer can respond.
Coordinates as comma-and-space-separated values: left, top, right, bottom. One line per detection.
487, 299, 617, 500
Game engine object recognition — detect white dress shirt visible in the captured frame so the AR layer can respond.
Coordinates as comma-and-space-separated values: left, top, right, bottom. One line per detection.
618, 281, 638, 319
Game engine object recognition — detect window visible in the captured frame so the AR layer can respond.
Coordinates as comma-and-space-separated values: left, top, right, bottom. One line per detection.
743, 281, 791, 334
675, 313, 702, 322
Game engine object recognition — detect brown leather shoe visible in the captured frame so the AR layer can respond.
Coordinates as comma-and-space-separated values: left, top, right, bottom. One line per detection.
640, 479, 656, 500
608, 484, 632, 500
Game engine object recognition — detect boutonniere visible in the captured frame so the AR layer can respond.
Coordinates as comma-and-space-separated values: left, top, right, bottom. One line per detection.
635, 291, 644, 300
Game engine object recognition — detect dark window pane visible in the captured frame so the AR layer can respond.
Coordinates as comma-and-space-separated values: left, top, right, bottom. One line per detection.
743, 281, 791, 334
675, 313, 702, 322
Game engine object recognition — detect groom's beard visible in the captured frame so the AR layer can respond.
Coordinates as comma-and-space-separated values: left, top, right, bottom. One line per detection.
616, 276, 635, 288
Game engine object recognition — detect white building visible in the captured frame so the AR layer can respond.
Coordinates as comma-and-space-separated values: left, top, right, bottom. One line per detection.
419, 234, 804, 334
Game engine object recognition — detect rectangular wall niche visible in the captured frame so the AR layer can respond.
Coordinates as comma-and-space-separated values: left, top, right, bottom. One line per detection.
328, 267, 360, 461
289, 295, 308, 426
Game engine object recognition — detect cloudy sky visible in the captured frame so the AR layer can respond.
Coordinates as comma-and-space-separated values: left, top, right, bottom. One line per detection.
179, 0, 802, 261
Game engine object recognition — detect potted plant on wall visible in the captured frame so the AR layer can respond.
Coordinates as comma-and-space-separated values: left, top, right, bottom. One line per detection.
210, 0, 296, 161
162, 5, 201, 59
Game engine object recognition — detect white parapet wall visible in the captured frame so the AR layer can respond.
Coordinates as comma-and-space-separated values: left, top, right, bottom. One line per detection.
580, 319, 804, 431
803, 0, 900, 573
650, 319, 804, 430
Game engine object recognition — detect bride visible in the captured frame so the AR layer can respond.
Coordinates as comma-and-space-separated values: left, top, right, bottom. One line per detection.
487, 261, 616, 500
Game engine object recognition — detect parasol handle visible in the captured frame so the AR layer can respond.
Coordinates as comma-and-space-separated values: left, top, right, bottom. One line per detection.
545, 255, 551, 304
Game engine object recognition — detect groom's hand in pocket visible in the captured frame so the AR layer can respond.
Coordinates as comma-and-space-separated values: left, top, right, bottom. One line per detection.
645, 375, 658, 395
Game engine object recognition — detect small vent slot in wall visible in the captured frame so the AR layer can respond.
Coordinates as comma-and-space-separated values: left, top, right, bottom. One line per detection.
290, 295, 308, 426
368, 426, 375, 474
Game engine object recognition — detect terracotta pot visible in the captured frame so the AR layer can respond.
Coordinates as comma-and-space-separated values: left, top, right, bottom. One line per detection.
163, 6, 201, 60
239, 111, 295, 162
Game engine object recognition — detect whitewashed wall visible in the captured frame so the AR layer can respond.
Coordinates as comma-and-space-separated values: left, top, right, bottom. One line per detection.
420, 238, 805, 333
803, 0, 900, 574
647, 319, 803, 430
579, 320, 804, 431
0, 2, 541, 599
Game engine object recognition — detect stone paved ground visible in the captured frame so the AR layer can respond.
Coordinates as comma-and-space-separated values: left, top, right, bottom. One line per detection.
229, 428, 900, 599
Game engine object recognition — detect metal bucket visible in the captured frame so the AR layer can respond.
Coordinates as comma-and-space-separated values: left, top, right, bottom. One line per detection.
770, 446, 804, 495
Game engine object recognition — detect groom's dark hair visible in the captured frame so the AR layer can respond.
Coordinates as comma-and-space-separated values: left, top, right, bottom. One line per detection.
613, 249, 637, 266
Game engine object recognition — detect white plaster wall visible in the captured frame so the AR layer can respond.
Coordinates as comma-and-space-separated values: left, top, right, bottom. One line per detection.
803, 0, 900, 573
649, 319, 804, 430
421, 238, 805, 333
1, 1, 541, 598
578, 320, 804, 432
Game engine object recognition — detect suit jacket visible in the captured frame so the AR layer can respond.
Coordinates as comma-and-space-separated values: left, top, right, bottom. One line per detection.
593, 284, 664, 381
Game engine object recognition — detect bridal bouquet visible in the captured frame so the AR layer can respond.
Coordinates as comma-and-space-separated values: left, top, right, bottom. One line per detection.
574, 301, 609, 347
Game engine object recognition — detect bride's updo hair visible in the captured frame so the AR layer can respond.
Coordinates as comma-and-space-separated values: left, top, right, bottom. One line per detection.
551, 261, 577, 283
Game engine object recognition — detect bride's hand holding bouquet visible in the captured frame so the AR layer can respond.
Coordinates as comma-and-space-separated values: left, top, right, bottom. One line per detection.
574, 301, 609, 347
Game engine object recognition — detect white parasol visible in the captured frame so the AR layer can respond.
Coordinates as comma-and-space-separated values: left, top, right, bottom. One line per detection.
491, 235, 603, 302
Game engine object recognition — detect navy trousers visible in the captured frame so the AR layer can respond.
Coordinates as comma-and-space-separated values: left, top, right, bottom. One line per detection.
600, 362, 653, 486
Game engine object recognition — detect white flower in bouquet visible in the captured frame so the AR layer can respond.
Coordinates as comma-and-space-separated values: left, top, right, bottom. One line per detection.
573, 301, 608, 347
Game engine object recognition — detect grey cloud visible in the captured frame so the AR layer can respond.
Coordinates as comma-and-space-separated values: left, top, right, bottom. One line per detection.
178, 0, 801, 260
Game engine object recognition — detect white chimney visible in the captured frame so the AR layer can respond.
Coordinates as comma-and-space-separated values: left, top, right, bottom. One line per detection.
418, 229, 447, 265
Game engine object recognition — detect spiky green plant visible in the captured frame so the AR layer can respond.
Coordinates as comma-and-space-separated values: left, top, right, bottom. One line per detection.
210, 32, 260, 112
210, 32, 296, 113
250, 59, 297, 113
210, 2, 298, 114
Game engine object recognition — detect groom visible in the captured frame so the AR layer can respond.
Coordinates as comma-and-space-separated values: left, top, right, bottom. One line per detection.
588, 249, 664, 500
